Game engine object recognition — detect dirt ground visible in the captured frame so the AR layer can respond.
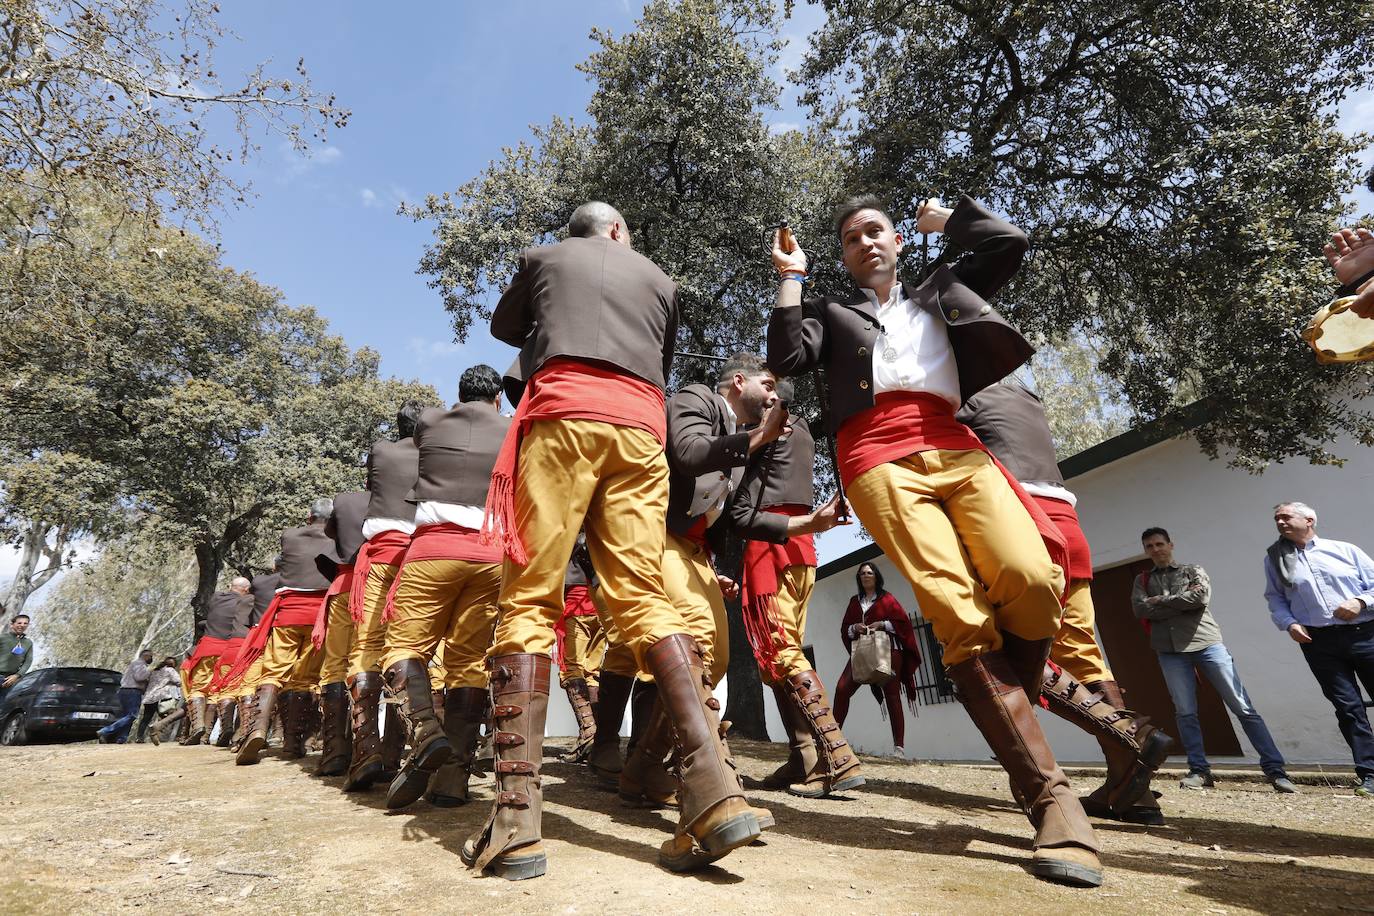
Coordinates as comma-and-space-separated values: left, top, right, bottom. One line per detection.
1, 738, 1371, 915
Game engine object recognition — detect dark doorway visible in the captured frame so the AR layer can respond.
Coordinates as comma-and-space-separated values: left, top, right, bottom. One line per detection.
1090, 559, 1242, 757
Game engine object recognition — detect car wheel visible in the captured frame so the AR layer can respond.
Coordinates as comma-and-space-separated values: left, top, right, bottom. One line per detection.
0, 712, 28, 746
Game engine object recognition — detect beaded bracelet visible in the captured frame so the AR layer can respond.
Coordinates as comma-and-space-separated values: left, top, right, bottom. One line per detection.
780, 273, 807, 285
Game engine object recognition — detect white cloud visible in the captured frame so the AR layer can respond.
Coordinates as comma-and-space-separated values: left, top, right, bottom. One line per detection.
768, 120, 801, 135
360, 187, 379, 207
278, 142, 344, 181
360, 184, 415, 212
406, 337, 463, 361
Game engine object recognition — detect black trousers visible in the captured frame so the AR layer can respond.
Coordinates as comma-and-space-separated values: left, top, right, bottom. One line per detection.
1299, 620, 1374, 779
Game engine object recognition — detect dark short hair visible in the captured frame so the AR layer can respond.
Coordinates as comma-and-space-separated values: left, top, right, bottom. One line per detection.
855, 561, 886, 598
459, 364, 502, 403
833, 193, 892, 239
11, 613, 29, 623
396, 400, 425, 439
714, 352, 769, 390
1140, 527, 1171, 543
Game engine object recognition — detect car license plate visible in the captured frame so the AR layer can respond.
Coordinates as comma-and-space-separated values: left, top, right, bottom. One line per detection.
72, 711, 110, 720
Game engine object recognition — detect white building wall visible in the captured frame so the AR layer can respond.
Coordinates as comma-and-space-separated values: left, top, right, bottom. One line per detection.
802, 432, 1374, 766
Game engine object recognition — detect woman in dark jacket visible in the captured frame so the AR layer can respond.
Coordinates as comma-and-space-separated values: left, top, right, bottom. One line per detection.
834, 562, 921, 757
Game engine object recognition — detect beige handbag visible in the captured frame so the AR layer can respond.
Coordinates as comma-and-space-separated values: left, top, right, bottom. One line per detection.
851, 625, 896, 686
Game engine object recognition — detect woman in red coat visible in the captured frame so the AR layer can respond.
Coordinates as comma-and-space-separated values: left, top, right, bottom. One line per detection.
834, 561, 921, 757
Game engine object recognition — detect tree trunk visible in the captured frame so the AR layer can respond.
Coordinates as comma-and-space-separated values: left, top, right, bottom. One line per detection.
191, 542, 222, 643
3, 519, 69, 615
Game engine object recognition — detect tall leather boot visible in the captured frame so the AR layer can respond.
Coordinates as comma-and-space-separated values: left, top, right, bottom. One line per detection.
471, 695, 494, 776
316, 682, 351, 777
303, 691, 324, 753
784, 669, 864, 798
214, 699, 237, 747
461, 654, 550, 881
428, 686, 487, 807
344, 672, 385, 791
202, 699, 219, 745
587, 671, 633, 785
182, 697, 208, 745
564, 677, 597, 763
236, 684, 279, 766
1000, 633, 1054, 702
1081, 678, 1169, 825
947, 651, 1103, 888
761, 686, 808, 788
384, 658, 453, 810
433, 687, 447, 725
279, 691, 311, 760
230, 695, 254, 751
647, 634, 760, 873
381, 701, 405, 778
618, 686, 680, 809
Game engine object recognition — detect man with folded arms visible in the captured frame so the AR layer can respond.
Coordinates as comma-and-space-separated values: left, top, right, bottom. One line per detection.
469, 201, 760, 880
768, 194, 1101, 887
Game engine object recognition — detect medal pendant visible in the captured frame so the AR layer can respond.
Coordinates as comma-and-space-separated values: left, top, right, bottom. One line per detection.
882, 346, 898, 362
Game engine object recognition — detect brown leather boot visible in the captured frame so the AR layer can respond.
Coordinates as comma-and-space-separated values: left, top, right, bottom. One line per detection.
182, 697, 208, 745
947, 651, 1103, 888
461, 655, 549, 881
279, 691, 312, 760
380, 701, 404, 778
384, 658, 453, 810
1080, 679, 1169, 825
236, 684, 279, 766
230, 695, 254, 751
587, 671, 633, 785
316, 682, 351, 777
1000, 633, 1053, 701
428, 686, 487, 807
619, 686, 680, 809
213, 700, 236, 747
761, 686, 810, 789
202, 698, 219, 745
344, 672, 385, 791
646, 634, 760, 873
784, 670, 864, 798
564, 677, 597, 763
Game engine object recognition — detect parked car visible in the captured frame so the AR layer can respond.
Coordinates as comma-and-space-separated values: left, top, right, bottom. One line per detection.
0, 667, 123, 745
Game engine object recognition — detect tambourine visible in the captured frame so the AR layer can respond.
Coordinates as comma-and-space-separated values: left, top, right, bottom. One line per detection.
1302, 295, 1374, 364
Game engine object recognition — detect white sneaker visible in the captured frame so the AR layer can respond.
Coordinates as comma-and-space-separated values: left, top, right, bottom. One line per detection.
890, 748, 906, 760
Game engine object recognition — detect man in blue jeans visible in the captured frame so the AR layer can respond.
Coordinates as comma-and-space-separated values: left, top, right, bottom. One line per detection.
1264, 501, 1374, 798
1132, 528, 1296, 793
98, 649, 153, 744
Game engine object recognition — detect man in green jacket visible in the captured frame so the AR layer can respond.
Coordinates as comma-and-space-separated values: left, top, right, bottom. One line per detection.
0, 613, 36, 702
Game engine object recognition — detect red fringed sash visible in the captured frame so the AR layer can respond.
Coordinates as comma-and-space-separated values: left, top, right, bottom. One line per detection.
311, 564, 354, 650
739, 507, 816, 683
219, 590, 325, 689
837, 391, 1069, 584
181, 636, 231, 672
554, 584, 597, 672
483, 358, 667, 565
349, 529, 411, 623
380, 523, 499, 623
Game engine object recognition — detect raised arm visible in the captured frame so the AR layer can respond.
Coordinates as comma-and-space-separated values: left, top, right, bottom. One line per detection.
923, 195, 1029, 302
667, 388, 752, 478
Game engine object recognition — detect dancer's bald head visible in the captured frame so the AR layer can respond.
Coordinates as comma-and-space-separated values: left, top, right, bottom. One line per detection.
569, 201, 630, 246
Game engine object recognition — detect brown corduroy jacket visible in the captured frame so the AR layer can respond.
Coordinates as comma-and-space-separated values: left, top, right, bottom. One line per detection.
665, 384, 751, 537
365, 438, 419, 523
767, 195, 1032, 432
410, 402, 512, 509
491, 236, 679, 391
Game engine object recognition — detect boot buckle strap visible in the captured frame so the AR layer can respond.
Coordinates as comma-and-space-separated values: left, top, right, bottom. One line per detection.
495, 760, 535, 775
496, 791, 530, 807
705, 697, 721, 711
817, 722, 839, 734
494, 731, 525, 747
492, 704, 523, 717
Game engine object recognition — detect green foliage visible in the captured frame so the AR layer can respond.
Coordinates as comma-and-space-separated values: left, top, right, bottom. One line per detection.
798, 0, 1374, 469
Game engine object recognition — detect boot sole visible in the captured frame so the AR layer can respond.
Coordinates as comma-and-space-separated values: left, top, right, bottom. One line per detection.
385, 741, 452, 809
316, 758, 349, 777
344, 760, 384, 792
1030, 859, 1104, 888
460, 842, 547, 881
786, 773, 865, 799
426, 793, 468, 807
235, 735, 266, 766
660, 813, 761, 872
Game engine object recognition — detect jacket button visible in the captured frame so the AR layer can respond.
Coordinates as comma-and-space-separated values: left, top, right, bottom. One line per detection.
864, 323, 872, 330
859, 380, 869, 390
947, 309, 959, 320
979, 305, 991, 316
858, 347, 869, 356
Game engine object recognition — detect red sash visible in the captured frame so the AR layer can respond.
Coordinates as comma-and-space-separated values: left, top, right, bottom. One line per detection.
837, 391, 1069, 584
181, 636, 232, 671
739, 506, 816, 681
554, 584, 598, 672
349, 529, 411, 622
1032, 495, 1093, 582
311, 564, 354, 650
381, 524, 499, 623
219, 590, 326, 688
483, 358, 667, 565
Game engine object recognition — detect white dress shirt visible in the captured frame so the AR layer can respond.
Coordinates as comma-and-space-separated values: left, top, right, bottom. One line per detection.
362, 517, 417, 540
1020, 481, 1078, 508
864, 285, 961, 408
414, 501, 485, 531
